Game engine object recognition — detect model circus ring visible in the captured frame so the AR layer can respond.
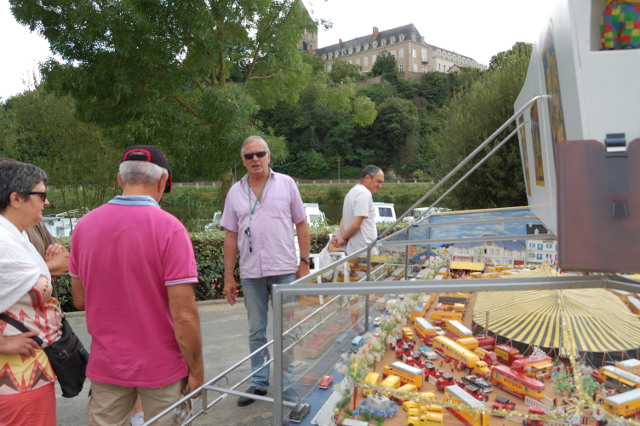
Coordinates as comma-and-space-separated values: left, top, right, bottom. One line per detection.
473, 287, 640, 354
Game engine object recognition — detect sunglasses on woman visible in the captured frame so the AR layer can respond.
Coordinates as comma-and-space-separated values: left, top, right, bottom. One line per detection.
29, 191, 47, 202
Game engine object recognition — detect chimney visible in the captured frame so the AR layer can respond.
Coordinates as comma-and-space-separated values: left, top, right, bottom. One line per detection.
373, 26, 379, 41
339, 38, 342, 49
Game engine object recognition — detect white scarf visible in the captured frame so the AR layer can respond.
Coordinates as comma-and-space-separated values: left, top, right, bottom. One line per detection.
0, 214, 51, 313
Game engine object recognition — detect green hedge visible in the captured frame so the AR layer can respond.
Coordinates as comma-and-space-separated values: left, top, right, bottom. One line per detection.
54, 224, 334, 313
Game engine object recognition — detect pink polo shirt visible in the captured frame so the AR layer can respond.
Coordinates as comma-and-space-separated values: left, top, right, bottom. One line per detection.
220, 169, 306, 279
69, 196, 198, 388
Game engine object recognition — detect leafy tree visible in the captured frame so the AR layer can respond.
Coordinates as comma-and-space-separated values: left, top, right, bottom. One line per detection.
10, 0, 317, 180
329, 59, 361, 84
434, 43, 532, 209
1, 90, 119, 209
357, 96, 420, 170
370, 50, 397, 80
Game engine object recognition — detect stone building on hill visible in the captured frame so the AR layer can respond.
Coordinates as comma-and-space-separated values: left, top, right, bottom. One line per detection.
315, 24, 487, 75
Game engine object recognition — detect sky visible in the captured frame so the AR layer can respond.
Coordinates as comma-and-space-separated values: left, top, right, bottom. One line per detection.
0, 0, 557, 101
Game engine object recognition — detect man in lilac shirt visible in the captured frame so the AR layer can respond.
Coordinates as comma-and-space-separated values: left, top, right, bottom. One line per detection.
221, 136, 310, 407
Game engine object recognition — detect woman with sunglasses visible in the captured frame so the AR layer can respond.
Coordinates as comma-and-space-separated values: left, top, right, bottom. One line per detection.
0, 160, 62, 425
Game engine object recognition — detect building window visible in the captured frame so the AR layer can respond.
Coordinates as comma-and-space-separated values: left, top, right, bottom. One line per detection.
364, 56, 369, 67
422, 64, 426, 73
438, 63, 440, 71
322, 54, 327, 60
537, 253, 543, 260
413, 63, 418, 72
356, 45, 361, 52
399, 34, 405, 42
422, 48, 427, 59
329, 53, 333, 59
356, 58, 360, 65
390, 36, 396, 43
412, 48, 416, 58
399, 48, 404, 59
348, 47, 353, 54
348, 60, 352, 64
373, 41, 378, 48
364, 43, 369, 50
399, 64, 404, 71
391, 50, 396, 58
537, 244, 543, 250
381, 39, 387, 46
372, 54, 377, 64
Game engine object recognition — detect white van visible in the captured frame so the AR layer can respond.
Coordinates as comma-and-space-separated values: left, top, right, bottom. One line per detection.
373, 202, 397, 224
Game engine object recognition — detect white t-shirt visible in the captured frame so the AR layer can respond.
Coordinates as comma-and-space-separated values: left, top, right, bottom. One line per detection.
342, 184, 377, 255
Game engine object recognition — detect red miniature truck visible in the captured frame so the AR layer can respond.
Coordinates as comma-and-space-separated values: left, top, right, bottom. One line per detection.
491, 395, 516, 412
474, 347, 499, 366
422, 363, 443, 380
494, 344, 524, 365
396, 343, 411, 359
525, 406, 545, 425
463, 384, 489, 402
436, 373, 456, 391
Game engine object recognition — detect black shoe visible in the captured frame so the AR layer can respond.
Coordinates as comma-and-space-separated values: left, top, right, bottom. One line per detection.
237, 386, 267, 407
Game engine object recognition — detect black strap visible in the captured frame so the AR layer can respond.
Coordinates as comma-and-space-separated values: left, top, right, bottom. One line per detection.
0, 313, 44, 346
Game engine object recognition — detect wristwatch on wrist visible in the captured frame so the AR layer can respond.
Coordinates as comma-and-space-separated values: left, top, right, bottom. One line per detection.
300, 257, 311, 264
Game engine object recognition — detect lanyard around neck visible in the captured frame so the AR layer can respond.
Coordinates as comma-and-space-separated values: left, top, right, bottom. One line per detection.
248, 173, 269, 216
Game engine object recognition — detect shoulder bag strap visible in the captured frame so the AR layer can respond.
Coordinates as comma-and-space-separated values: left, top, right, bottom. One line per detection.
0, 313, 44, 346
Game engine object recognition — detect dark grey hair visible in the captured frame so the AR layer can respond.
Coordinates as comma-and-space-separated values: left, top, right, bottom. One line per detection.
361, 165, 382, 180
119, 161, 167, 187
241, 136, 270, 156
0, 161, 48, 211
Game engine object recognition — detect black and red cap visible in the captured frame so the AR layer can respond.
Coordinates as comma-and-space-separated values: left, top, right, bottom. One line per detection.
121, 145, 172, 193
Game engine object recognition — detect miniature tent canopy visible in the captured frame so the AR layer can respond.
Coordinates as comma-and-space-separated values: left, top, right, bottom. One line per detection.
473, 287, 640, 355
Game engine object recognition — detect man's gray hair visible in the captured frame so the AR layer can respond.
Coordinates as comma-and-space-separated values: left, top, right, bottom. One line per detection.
361, 165, 382, 180
119, 161, 168, 187
0, 161, 48, 211
241, 136, 270, 156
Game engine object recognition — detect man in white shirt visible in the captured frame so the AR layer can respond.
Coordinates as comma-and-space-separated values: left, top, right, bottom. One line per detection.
332, 165, 384, 255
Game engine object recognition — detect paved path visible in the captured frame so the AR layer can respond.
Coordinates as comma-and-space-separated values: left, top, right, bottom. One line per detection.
56, 300, 279, 426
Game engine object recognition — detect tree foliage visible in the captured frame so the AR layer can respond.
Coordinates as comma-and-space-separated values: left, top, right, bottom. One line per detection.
9, 0, 316, 180
435, 42, 532, 209
370, 50, 397, 80
1, 90, 119, 208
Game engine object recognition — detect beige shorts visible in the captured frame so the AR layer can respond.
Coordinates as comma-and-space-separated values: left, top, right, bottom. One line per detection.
87, 377, 187, 426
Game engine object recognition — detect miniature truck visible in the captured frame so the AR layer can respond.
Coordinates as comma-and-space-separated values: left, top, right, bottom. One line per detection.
494, 344, 524, 365
435, 373, 456, 391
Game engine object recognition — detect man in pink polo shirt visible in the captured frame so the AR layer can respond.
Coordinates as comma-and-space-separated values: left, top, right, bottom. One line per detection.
69, 145, 203, 425
221, 135, 310, 407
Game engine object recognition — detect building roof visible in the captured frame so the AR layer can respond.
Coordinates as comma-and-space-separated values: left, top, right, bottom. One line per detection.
317, 24, 424, 56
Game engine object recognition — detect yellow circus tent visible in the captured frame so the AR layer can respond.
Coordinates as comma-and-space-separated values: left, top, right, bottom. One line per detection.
473, 268, 640, 354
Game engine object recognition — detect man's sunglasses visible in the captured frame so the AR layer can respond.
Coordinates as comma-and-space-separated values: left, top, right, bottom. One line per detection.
29, 191, 47, 202
242, 151, 268, 160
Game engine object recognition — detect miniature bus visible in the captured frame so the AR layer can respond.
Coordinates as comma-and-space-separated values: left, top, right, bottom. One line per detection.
362, 372, 381, 396
446, 320, 473, 339
598, 366, 640, 392
444, 385, 489, 426
430, 310, 463, 323
379, 374, 402, 398
604, 387, 640, 417
616, 359, 640, 376
489, 365, 545, 400
383, 361, 425, 388
414, 317, 438, 344
432, 336, 490, 377
411, 302, 429, 320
